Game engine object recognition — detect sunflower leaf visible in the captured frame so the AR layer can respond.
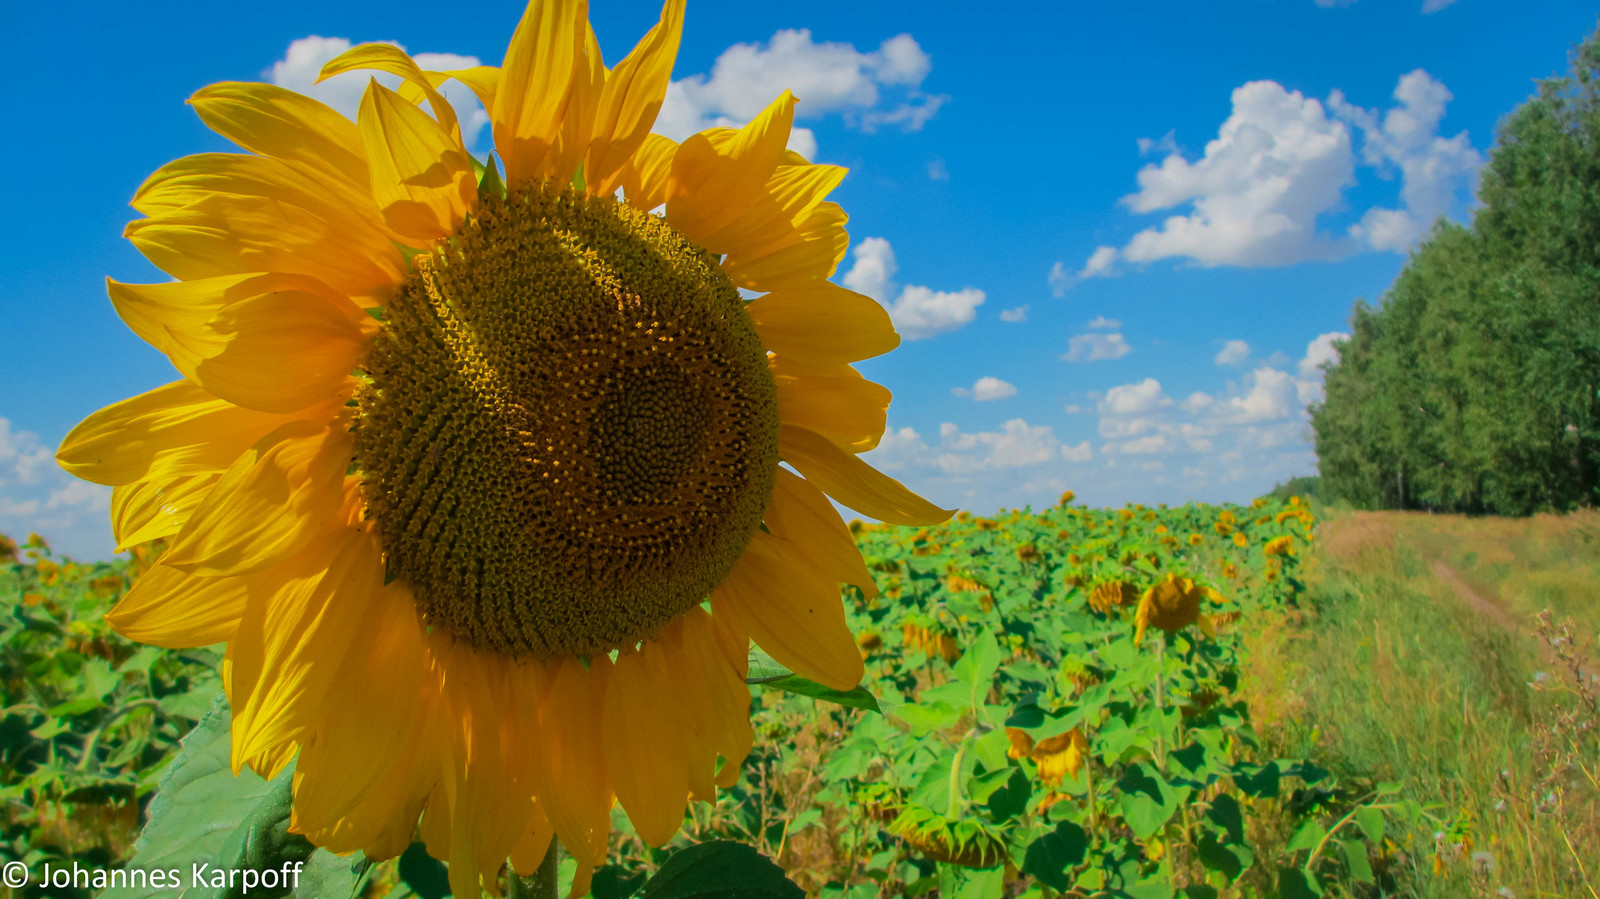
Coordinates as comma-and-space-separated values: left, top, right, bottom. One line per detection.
752, 673, 884, 714
104, 694, 367, 899
634, 840, 804, 898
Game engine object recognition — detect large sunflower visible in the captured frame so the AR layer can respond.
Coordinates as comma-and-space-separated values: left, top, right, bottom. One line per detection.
56, 1, 952, 894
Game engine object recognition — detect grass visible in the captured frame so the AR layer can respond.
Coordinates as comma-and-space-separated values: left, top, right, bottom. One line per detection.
1239, 506, 1600, 899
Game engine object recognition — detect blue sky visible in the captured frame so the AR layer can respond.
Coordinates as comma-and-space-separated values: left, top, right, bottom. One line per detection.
3, 0, 1595, 559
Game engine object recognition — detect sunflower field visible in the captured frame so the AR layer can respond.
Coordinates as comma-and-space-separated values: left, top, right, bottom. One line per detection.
1, 496, 1440, 899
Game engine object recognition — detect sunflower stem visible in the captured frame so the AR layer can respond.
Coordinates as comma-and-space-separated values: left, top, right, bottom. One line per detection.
508, 838, 561, 899
1152, 637, 1167, 769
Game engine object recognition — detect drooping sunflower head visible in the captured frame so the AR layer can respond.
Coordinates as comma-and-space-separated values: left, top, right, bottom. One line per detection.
56, 1, 954, 895
1133, 573, 1216, 645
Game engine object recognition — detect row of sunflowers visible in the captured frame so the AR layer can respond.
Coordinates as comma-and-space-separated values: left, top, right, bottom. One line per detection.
1, 495, 1445, 898
574, 494, 1441, 898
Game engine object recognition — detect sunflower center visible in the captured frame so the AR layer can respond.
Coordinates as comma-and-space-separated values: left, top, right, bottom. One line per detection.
354, 182, 779, 658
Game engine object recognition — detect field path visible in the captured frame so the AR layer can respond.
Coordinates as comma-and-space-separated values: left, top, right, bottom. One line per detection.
1429, 560, 1521, 634
1318, 510, 1597, 682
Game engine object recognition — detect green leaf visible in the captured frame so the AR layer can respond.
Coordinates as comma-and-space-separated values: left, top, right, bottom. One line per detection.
752, 674, 882, 714
952, 628, 1002, 709
1284, 820, 1327, 855
1276, 866, 1324, 899
80, 657, 122, 699
1196, 835, 1247, 882
1354, 806, 1385, 845
1021, 821, 1088, 889
478, 153, 506, 198
1125, 877, 1177, 899
953, 865, 1005, 899
891, 701, 962, 734
984, 768, 1032, 822
397, 841, 450, 899
1340, 839, 1374, 884
634, 841, 804, 898
1232, 761, 1281, 799
1204, 793, 1245, 845
159, 677, 224, 720
1115, 763, 1178, 840
105, 694, 364, 899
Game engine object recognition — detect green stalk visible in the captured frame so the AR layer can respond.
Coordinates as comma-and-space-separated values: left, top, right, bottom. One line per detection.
946, 729, 977, 821
508, 837, 561, 899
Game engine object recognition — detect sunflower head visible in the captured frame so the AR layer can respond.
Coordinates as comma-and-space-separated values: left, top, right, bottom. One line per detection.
1031, 728, 1089, 786
55, 1, 956, 894
1087, 579, 1139, 615
1133, 573, 1213, 645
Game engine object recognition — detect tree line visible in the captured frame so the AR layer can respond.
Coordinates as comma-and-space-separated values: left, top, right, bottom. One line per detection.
1310, 25, 1600, 515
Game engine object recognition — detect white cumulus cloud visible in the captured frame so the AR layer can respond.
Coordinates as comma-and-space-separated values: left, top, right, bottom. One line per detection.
842, 237, 985, 339
1214, 339, 1251, 366
0, 418, 114, 560
655, 29, 945, 157
935, 420, 1063, 473
1120, 80, 1355, 267
1331, 70, 1482, 252
1062, 332, 1132, 362
999, 305, 1029, 323
1062, 440, 1094, 462
951, 376, 1018, 401
1100, 378, 1173, 415
1050, 246, 1119, 295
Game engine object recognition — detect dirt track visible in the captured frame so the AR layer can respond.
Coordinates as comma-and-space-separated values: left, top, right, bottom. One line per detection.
1318, 510, 1597, 683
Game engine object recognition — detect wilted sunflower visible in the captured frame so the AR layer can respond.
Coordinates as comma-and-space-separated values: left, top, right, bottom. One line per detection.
56, 1, 952, 894
1133, 573, 1218, 645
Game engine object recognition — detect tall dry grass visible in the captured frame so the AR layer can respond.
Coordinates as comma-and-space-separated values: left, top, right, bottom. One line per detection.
1240, 507, 1600, 899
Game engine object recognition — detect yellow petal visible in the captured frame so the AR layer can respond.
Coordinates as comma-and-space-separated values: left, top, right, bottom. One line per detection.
161, 288, 366, 414
586, 0, 684, 197
668, 608, 751, 793
778, 423, 953, 526
290, 579, 428, 832
746, 282, 898, 366
714, 530, 863, 691
617, 133, 677, 211
162, 419, 353, 576
495, 0, 587, 187
703, 161, 847, 261
320, 43, 463, 146
294, 675, 442, 860
535, 655, 614, 872
125, 200, 405, 304
427, 639, 542, 899
110, 472, 221, 551
57, 380, 330, 486
764, 468, 878, 600
773, 357, 890, 453
602, 645, 689, 847
507, 802, 555, 876
107, 272, 361, 360
721, 201, 849, 290
359, 80, 478, 242
545, 25, 606, 185
188, 82, 369, 196
654, 620, 717, 803
105, 560, 248, 647
228, 522, 382, 771
665, 92, 796, 245
426, 66, 500, 114
130, 153, 391, 251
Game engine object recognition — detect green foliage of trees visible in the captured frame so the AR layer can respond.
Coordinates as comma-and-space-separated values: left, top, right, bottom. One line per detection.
1311, 25, 1600, 515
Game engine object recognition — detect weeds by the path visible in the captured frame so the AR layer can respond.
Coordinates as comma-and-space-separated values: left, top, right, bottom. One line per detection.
1241, 508, 1600, 898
